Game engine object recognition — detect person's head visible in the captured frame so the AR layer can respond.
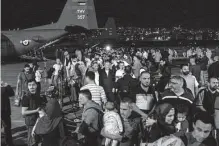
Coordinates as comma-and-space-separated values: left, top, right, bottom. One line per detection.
181, 64, 190, 76
133, 55, 141, 63
24, 64, 31, 73
104, 101, 115, 111
153, 135, 185, 146
75, 49, 82, 59
214, 56, 219, 61
208, 77, 219, 91
176, 104, 188, 122
78, 89, 92, 107
71, 54, 78, 62
155, 103, 175, 125
27, 79, 37, 94
85, 71, 95, 84
120, 98, 133, 119
140, 71, 151, 87
160, 58, 167, 66
189, 57, 196, 65
112, 52, 116, 57
56, 58, 61, 64
95, 53, 100, 59
29, 62, 33, 68
37, 67, 43, 73
119, 61, 125, 70
104, 60, 111, 70
92, 61, 99, 72
64, 51, 69, 58
169, 76, 184, 92
124, 65, 132, 75
102, 53, 107, 59
192, 112, 213, 143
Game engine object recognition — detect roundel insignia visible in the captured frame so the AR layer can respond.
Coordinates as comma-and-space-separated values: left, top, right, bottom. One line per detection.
20, 40, 30, 46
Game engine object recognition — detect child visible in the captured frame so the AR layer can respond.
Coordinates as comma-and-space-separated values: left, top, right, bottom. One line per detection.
103, 102, 123, 146
52, 58, 63, 87
175, 105, 189, 134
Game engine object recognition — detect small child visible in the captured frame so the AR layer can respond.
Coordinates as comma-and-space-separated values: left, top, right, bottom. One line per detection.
103, 102, 123, 146
175, 105, 189, 134
52, 58, 63, 87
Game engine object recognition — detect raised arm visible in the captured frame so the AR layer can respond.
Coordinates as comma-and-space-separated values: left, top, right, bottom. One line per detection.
22, 107, 39, 116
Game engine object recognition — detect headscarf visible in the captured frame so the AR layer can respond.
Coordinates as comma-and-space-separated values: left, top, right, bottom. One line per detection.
149, 135, 185, 146
35, 99, 62, 135
155, 103, 175, 135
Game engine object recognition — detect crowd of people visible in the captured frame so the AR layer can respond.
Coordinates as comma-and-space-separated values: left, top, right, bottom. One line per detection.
1, 45, 219, 146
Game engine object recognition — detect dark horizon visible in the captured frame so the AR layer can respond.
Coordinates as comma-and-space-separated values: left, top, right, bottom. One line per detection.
2, 0, 219, 30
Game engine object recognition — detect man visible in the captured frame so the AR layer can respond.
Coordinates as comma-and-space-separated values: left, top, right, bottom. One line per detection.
214, 91, 219, 144
101, 98, 141, 146
132, 55, 142, 79
161, 76, 194, 113
81, 71, 107, 106
15, 64, 35, 106
195, 77, 219, 116
1, 81, 15, 146
21, 79, 47, 146
92, 52, 103, 66
189, 57, 201, 83
180, 112, 217, 146
78, 89, 103, 146
90, 61, 100, 85
75, 49, 83, 61
181, 64, 199, 98
208, 55, 219, 79
55, 48, 62, 60
63, 51, 71, 77
100, 60, 116, 102
116, 65, 138, 97
130, 71, 158, 114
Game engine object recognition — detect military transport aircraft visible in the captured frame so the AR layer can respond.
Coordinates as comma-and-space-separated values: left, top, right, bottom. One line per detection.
1, 0, 98, 61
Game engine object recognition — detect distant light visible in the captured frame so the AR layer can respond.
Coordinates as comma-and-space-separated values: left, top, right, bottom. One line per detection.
105, 45, 111, 51
78, 2, 86, 6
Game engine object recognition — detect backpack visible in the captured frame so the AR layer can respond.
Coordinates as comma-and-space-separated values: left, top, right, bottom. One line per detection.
84, 107, 104, 133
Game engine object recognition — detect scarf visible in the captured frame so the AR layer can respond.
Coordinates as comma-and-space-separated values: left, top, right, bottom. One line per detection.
155, 103, 175, 135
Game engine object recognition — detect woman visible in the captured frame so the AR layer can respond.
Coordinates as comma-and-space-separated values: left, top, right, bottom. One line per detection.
32, 99, 65, 146
144, 103, 176, 143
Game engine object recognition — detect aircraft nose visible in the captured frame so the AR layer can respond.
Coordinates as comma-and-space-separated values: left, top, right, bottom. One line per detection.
1, 33, 17, 59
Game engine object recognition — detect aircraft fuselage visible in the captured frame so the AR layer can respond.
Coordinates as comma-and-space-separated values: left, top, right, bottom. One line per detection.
1, 29, 67, 58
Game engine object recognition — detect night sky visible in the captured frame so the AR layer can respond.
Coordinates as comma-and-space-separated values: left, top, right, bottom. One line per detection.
2, 0, 219, 30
